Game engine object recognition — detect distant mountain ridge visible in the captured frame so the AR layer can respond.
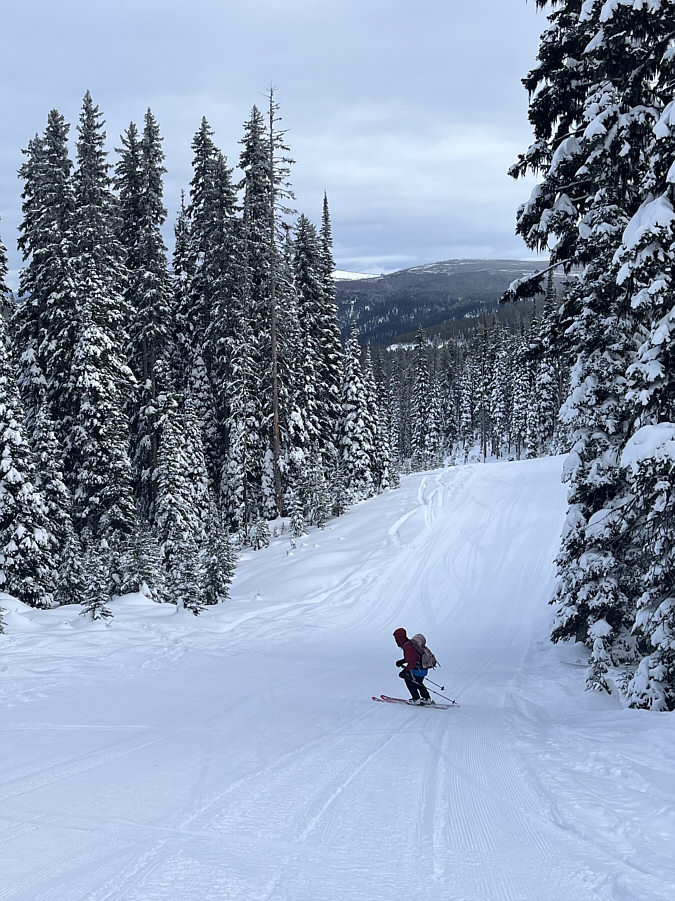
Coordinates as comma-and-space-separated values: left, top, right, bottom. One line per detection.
334, 258, 556, 345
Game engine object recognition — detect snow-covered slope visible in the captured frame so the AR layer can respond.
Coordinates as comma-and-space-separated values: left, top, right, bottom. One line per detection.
2, 458, 675, 900
333, 268, 380, 280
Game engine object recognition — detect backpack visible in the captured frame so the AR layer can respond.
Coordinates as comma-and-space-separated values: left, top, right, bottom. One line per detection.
410, 633, 438, 670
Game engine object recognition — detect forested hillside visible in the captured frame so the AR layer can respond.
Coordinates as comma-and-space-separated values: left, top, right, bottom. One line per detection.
334, 258, 561, 344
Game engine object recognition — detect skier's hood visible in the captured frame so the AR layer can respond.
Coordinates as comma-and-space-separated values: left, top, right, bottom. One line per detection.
393, 628, 408, 647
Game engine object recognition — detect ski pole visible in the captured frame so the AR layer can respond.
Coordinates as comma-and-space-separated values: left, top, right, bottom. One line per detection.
426, 677, 459, 705
426, 684, 458, 706
408, 671, 458, 706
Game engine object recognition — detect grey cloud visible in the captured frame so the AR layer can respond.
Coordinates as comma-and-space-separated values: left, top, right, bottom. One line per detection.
0, 0, 547, 284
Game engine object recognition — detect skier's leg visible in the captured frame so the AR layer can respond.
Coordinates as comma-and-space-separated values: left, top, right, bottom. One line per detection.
400, 670, 420, 700
417, 678, 431, 701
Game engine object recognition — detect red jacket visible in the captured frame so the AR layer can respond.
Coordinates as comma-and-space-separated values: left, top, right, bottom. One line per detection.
393, 627, 422, 670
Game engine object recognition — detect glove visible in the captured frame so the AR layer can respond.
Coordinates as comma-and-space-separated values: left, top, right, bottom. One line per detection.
396, 659, 405, 667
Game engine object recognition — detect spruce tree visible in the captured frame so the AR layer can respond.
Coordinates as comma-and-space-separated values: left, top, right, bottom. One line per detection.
617, 95, 675, 709
182, 118, 221, 352
0, 219, 10, 314
155, 406, 208, 607
287, 486, 307, 549
292, 214, 323, 449
387, 364, 404, 469
489, 330, 512, 458
0, 317, 56, 608
67, 92, 137, 546
510, 336, 531, 460
171, 191, 193, 375
317, 195, 344, 463
202, 150, 239, 477
239, 92, 295, 515
201, 505, 236, 605
31, 407, 81, 604
117, 525, 164, 600
338, 321, 374, 499
275, 232, 311, 511
81, 536, 113, 621
363, 346, 393, 489
184, 122, 239, 480
171, 535, 203, 615
15, 112, 76, 434
222, 305, 262, 539
57, 531, 85, 607
252, 516, 271, 550
410, 327, 432, 469
513, 0, 673, 703
115, 110, 173, 521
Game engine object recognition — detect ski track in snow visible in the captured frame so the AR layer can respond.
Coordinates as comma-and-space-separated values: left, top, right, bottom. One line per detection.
2, 457, 675, 900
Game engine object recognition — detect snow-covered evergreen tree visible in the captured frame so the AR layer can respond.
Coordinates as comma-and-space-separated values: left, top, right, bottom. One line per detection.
183, 121, 238, 480
15, 111, 76, 434
31, 407, 82, 605
171, 190, 192, 375
185, 351, 219, 489
301, 445, 332, 527
410, 327, 432, 469
238, 91, 296, 515
155, 406, 209, 607
509, 336, 531, 461
55, 530, 85, 607
252, 516, 271, 550
170, 535, 203, 615
338, 321, 374, 499
222, 301, 262, 538
67, 93, 137, 548
363, 346, 393, 489
317, 195, 344, 463
0, 318, 57, 608
617, 95, 675, 709
292, 214, 323, 449
287, 486, 307, 550
513, 0, 674, 704
81, 536, 113, 622
457, 357, 475, 456
115, 110, 173, 521
117, 525, 164, 600
181, 117, 222, 353
489, 329, 512, 458
527, 288, 561, 457
0, 221, 9, 310
201, 505, 236, 605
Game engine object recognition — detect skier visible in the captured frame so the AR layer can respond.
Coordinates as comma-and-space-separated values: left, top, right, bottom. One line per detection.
393, 627, 433, 705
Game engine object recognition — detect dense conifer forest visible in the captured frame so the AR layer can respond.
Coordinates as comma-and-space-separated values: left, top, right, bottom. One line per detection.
0, 87, 573, 635
0, 90, 393, 623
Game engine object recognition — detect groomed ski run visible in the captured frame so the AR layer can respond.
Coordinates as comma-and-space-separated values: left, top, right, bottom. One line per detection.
2, 456, 675, 900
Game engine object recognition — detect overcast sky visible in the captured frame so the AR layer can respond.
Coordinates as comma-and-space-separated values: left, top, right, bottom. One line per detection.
0, 0, 547, 285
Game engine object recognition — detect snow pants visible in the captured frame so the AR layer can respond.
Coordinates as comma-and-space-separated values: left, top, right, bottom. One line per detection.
399, 669, 430, 701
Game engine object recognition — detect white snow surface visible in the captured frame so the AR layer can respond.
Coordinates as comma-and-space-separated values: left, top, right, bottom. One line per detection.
333, 269, 380, 281
2, 457, 675, 901
621, 422, 675, 470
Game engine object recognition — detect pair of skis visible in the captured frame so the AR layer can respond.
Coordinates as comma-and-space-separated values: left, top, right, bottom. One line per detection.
372, 694, 458, 710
